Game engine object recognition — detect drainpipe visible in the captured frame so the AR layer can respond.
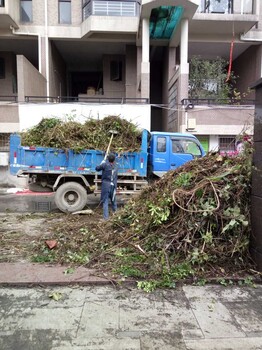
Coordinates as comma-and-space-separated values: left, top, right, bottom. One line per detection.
180, 19, 189, 132
10, 26, 42, 74
44, 0, 50, 99
180, 19, 188, 75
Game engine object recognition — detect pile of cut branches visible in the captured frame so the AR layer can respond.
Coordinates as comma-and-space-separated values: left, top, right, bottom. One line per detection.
107, 149, 254, 285
21, 115, 142, 153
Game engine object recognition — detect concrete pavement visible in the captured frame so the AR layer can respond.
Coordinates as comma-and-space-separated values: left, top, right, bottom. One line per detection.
0, 284, 262, 350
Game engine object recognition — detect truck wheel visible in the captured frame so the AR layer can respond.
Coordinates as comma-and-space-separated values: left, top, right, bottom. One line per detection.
55, 182, 87, 213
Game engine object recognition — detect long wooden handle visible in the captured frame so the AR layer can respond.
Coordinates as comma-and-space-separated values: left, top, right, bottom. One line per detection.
104, 133, 114, 160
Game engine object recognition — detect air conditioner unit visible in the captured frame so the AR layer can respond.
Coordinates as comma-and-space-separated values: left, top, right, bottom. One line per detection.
187, 118, 196, 130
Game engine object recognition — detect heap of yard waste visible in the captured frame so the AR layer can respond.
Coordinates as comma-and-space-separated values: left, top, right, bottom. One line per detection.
21, 115, 142, 153
108, 150, 254, 285
31, 143, 256, 289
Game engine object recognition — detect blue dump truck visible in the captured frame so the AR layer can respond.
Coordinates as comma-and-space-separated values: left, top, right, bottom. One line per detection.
9, 130, 205, 212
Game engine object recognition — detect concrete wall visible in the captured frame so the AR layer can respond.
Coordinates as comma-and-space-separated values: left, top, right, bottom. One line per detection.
167, 73, 179, 131
125, 45, 137, 99
136, 47, 142, 99
0, 52, 17, 96
0, 105, 19, 132
184, 106, 254, 135
103, 55, 126, 98
167, 62, 188, 132
233, 45, 261, 99
17, 55, 46, 102
49, 42, 67, 97
31, 0, 45, 25
2, 0, 20, 24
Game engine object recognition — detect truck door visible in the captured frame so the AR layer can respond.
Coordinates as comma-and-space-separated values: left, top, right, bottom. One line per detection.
150, 135, 169, 176
169, 137, 203, 170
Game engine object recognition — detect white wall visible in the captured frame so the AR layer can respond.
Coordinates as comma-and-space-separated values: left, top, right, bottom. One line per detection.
0, 153, 8, 166
18, 103, 151, 131
209, 135, 219, 152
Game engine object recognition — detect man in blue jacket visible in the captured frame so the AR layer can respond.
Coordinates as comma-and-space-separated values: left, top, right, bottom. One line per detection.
95, 153, 118, 220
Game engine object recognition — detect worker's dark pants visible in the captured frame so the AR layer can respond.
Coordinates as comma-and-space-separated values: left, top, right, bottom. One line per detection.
101, 181, 117, 220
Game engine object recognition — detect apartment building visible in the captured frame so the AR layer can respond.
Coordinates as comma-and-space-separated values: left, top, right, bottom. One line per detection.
0, 0, 261, 184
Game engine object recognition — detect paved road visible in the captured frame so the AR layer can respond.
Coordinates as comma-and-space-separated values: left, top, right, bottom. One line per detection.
0, 189, 128, 213
0, 284, 262, 350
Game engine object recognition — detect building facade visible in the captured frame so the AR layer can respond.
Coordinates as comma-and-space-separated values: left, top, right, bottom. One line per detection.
0, 0, 261, 181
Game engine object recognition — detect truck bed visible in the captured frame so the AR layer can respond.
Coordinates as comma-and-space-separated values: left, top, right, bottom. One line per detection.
9, 131, 149, 178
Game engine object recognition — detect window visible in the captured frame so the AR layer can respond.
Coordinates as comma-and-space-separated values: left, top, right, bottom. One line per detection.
219, 136, 236, 153
157, 137, 166, 152
173, 139, 202, 157
0, 133, 10, 152
110, 61, 122, 81
0, 58, 5, 79
0, 0, 5, 8
20, 0, 32, 22
59, 0, 71, 24
172, 140, 184, 153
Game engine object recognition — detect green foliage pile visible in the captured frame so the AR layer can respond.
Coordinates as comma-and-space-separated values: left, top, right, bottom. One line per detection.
20, 115, 142, 153
109, 148, 254, 287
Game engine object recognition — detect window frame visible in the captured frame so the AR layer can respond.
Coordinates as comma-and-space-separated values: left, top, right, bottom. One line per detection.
59, 0, 72, 24
20, 0, 33, 23
157, 137, 166, 153
219, 135, 236, 152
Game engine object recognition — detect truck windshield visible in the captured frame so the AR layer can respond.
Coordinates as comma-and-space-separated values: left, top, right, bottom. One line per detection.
171, 139, 202, 157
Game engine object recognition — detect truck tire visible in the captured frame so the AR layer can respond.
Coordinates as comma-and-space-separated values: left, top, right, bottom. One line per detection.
55, 182, 87, 213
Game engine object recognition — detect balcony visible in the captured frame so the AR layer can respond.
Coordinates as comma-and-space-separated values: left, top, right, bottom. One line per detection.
192, 0, 258, 37
0, 0, 19, 29
198, 0, 255, 15
83, 0, 140, 20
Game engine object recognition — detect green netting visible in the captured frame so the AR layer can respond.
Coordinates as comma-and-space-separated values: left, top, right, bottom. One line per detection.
150, 6, 184, 39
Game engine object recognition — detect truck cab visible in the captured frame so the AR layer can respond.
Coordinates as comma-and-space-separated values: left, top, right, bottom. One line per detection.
148, 132, 205, 177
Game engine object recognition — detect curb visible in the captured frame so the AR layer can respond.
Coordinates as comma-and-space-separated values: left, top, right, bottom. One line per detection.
0, 262, 123, 287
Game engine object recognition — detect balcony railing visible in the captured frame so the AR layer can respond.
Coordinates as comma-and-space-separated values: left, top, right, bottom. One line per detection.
83, 0, 140, 20
198, 0, 254, 15
0, 95, 17, 102
24, 95, 149, 104
181, 98, 255, 106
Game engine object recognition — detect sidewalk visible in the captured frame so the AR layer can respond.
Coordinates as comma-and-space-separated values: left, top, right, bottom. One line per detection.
0, 281, 261, 350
